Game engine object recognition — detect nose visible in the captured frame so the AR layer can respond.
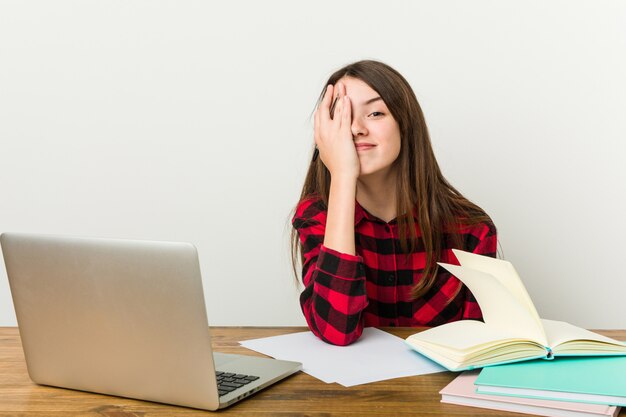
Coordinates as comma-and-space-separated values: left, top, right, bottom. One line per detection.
351, 118, 368, 138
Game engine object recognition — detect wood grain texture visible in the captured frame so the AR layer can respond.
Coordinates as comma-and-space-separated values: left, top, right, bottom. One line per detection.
1, 327, 624, 416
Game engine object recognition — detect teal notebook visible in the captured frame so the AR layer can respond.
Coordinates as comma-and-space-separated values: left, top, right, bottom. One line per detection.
475, 356, 626, 406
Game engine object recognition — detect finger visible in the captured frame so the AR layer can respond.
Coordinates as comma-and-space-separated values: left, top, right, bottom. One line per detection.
335, 83, 343, 110
329, 94, 339, 120
330, 81, 345, 119
329, 92, 339, 119
319, 84, 334, 122
332, 95, 343, 126
330, 82, 342, 120
338, 81, 348, 100
341, 95, 352, 130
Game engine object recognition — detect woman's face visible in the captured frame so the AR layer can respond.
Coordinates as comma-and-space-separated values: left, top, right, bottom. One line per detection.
339, 76, 401, 178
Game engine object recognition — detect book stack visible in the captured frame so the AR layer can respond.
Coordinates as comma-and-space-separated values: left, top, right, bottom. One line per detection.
404, 250, 626, 417
441, 370, 620, 417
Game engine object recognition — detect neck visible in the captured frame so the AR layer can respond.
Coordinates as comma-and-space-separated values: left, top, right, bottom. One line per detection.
356, 167, 398, 223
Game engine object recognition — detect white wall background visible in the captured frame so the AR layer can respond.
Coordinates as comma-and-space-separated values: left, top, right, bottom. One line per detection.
1, 0, 625, 328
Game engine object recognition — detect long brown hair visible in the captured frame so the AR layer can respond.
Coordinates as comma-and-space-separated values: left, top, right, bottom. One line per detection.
291, 60, 493, 298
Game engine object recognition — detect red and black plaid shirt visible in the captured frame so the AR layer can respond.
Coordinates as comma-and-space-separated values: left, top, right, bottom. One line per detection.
293, 196, 497, 346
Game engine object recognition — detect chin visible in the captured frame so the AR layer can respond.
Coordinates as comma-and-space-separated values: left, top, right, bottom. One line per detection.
358, 161, 397, 179
358, 167, 382, 178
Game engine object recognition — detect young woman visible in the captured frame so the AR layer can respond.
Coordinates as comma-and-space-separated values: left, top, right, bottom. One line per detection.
291, 60, 497, 346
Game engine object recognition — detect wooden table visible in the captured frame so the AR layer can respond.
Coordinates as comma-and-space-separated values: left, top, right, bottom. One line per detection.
1, 327, 624, 416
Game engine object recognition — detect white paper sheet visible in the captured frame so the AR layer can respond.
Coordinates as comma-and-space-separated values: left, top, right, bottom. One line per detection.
239, 328, 446, 387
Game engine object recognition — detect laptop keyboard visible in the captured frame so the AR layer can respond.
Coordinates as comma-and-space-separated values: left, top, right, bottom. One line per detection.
216, 371, 260, 397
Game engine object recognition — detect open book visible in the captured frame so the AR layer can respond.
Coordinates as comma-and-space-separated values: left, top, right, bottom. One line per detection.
405, 249, 626, 371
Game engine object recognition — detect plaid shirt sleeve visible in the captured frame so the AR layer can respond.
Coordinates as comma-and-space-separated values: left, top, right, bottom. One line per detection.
292, 198, 368, 346
459, 220, 498, 320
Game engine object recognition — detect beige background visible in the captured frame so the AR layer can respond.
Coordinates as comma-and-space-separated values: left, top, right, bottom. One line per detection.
1, 0, 625, 327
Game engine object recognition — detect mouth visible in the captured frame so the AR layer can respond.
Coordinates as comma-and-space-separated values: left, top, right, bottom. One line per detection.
355, 143, 376, 151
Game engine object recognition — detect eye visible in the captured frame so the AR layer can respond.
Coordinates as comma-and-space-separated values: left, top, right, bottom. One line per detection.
369, 111, 384, 117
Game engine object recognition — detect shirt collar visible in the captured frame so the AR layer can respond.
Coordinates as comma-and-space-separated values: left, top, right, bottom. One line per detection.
354, 200, 419, 226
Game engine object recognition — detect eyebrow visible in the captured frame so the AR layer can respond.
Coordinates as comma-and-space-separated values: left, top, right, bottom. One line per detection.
362, 96, 383, 106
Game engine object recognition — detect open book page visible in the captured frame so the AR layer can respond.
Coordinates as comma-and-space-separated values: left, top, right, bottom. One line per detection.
407, 319, 533, 352
542, 319, 626, 354
406, 320, 547, 370
438, 262, 547, 346
452, 250, 544, 335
